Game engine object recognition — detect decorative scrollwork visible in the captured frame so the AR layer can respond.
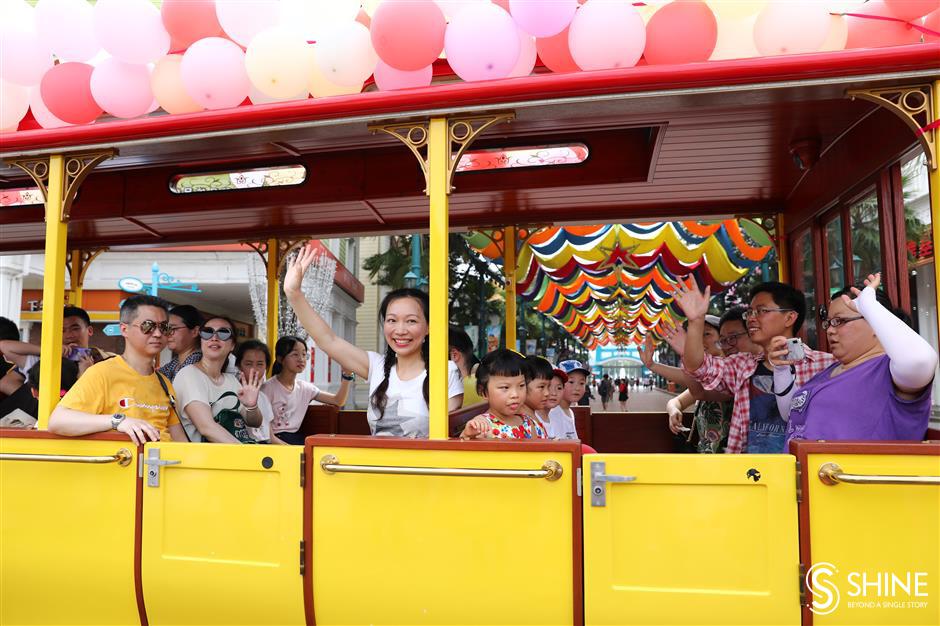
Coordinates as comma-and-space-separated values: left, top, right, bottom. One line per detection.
847, 85, 936, 170
369, 113, 515, 195
4, 149, 116, 220
242, 238, 310, 273
66, 247, 108, 286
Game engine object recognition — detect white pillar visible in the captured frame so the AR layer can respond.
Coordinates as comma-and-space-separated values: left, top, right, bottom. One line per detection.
0, 255, 31, 329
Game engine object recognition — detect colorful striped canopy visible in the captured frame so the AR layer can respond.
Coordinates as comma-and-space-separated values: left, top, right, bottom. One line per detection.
467, 220, 774, 349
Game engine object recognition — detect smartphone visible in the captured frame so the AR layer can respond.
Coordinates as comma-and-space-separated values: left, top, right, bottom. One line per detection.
785, 338, 805, 362
67, 347, 92, 361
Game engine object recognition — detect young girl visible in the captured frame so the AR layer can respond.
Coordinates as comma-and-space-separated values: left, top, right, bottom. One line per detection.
234, 339, 285, 445
460, 349, 548, 440
539, 367, 566, 426
260, 336, 352, 445
284, 244, 463, 438
522, 356, 554, 432
174, 316, 263, 443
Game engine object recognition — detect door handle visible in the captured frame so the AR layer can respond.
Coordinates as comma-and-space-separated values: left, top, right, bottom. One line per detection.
590, 461, 636, 507
818, 462, 940, 486
142, 448, 181, 487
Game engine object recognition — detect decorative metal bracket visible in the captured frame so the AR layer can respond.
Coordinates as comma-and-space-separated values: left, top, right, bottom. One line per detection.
4, 150, 116, 220
66, 247, 109, 286
474, 224, 548, 257
244, 238, 310, 274
847, 85, 936, 170
369, 113, 515, 195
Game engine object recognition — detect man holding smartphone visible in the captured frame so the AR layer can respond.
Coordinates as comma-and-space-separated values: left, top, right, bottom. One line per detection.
673, 279, 835, 454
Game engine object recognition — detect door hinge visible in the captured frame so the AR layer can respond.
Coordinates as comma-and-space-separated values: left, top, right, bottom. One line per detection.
795, 459, 802, 504
300, 452, 306, 488
798, 562, 808, 607
576, 467, 582, 497
299, 540, 306, 576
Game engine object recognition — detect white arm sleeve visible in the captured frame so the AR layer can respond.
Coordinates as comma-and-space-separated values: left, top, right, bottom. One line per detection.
855, 286, 939, 391
773, 365, 796, 421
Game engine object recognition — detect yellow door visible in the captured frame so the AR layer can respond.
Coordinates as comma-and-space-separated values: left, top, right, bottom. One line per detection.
0, 433, 140, 626
583, 454, 801, 625
800, 445, 940, 626
310, 438, 579, 625
140, 442, 305, 625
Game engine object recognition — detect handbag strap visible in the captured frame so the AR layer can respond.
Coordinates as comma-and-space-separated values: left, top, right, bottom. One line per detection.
154, 370, 190, 442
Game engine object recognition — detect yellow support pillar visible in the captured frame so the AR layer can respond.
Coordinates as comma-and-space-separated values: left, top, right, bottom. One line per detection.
266, 237, 279, 370
775, 213, 789, 284
68, 250, 83, 308
931, 81, 940, 338
37, 155, 68, 429
504, 226, 517, 351
428, 117, 450, 440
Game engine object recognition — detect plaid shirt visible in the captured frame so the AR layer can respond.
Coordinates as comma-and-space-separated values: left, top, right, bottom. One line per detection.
685, 349, 836, 453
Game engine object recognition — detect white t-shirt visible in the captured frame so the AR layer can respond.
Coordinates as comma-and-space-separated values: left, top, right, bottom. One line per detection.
247, 392, 275, 443
366, 351, 462, 438
260, 377, 321, 435
174, 364, 242, 442
547, 405, 578, 440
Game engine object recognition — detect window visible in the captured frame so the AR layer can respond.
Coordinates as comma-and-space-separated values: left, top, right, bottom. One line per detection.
169, 165, 306, 194
849, 190, 882, 281
792, 229, 819, 349
825, 217, 845, 296
455, 144, 589, 173
0, 186, 43, 206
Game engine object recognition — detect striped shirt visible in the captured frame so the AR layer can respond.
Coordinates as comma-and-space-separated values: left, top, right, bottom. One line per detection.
685, 349, 836, 453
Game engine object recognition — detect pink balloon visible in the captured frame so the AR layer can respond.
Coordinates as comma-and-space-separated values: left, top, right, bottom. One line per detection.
162, 0, 224, 50
925, 8, 940, 42
753, 2, 830, 56
29, 87, 72, 129
846, 0, 923, 49
90, 58, 153, 119
510, 0, 578, 38
215, 0, 279, 47
509, 29, 537, 77
35, 0, 101, 62
181, 37, 250, 110
569, 0, 646, 71
0, 28, 53, 86
884, 0, 938, 21
536, 26, 579, 73
373, 60, 434, 91
39, 62, 102, 125
645, 1, 717, 65
444, 3, 520, 82
94, 0, 170, 65
371, 0, 446, 72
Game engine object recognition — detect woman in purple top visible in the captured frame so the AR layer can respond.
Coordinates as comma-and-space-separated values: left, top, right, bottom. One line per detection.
773, 274, 936, 445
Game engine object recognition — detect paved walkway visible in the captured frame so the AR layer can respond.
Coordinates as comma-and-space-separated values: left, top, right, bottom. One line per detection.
583, 386, 676, 413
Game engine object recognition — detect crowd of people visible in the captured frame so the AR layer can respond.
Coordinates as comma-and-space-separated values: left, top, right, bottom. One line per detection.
1, 239, 935, 452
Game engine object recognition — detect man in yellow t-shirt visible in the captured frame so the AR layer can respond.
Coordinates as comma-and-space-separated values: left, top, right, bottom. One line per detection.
50, 295, 186, 445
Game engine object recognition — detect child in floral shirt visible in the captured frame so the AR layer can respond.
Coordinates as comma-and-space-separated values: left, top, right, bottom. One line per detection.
459, 349, 548, 440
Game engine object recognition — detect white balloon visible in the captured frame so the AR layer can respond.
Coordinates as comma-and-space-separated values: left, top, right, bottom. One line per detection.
280, 0, 362, 40
249, 85, 308, 104
508, 28, 536, 78
35, 0, 100, 62
245, 26, 312, 98
0, 79, 30, 130
0, 3, 53, 87
308, 45, 363, 97
216, 0, 280, 47
314, 21, 378, 88
435, 0, 488, 21
28, 86, 71, 128
93, 0, 170, 64
568, 0, 645, 71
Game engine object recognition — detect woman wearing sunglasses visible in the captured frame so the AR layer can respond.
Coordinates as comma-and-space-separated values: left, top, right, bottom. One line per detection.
173, 317, 264, 443
771, 273, 937, 444
158, 305, 203, 382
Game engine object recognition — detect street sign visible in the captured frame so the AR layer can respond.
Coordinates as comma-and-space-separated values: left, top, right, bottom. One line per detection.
103, 324, 122, 336
117, 277, 144, 293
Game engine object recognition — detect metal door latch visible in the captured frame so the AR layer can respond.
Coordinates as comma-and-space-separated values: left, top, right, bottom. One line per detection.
590, 461, 636, 507
141, 448, 181, 487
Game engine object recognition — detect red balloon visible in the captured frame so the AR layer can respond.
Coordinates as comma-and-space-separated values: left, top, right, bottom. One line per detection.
39, 63, 101, 125
371, 0, 446, 71
536, 26, 579, 73
645, 1, 717, 65
355, 8, 371, 29
846, 0, 923, 49
161, 0, 224, 50
925, 8, 940, 42
884, 0, 938, 21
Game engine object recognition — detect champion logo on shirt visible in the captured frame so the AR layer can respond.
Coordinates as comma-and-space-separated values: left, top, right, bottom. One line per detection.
118, 397, 133, 409
791, 390, 809, 413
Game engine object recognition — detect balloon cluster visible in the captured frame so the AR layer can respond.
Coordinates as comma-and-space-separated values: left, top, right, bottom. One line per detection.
1, 0, 937, 131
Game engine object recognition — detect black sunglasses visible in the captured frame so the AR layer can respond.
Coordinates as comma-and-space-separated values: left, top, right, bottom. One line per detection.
132, 320, 172, 335
200, 326, 234, 341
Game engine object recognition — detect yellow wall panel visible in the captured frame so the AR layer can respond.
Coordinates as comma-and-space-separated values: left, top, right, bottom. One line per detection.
311, 444, 576, 625
140, 443, 305, 626
0, 434, 140, 626
583, 454, 801, 626
805, 452, 940, 626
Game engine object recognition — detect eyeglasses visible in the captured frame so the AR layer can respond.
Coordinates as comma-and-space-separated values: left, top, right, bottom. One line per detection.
200, 326, 234, 341
716, 331, 748, 349
131, 320, 172, 335
743, 306, 794, 319
165, 325, 184, 335
821, 316, 863, 330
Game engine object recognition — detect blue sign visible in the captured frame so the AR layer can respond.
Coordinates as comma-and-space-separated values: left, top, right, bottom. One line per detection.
103, 324, 122, 337
118, 262, 201, 296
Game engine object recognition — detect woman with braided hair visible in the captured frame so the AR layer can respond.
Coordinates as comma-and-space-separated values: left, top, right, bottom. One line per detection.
284, 243, 463, 438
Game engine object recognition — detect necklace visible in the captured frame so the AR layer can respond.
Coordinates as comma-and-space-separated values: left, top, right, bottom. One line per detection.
198, 360, 224, 385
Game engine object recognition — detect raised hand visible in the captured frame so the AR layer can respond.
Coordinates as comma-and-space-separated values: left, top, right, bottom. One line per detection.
662, 322, 687, 356
638, 334, 655, 368
841, 272, 881, 312
673, 276, 711, 321
237, 368, 263, 408
765, 335, 792, 367
283, 242, 317, 297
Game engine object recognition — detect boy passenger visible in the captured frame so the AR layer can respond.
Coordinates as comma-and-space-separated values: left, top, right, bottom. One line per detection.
546, 359, 588, 440
49, 295, 187, 445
